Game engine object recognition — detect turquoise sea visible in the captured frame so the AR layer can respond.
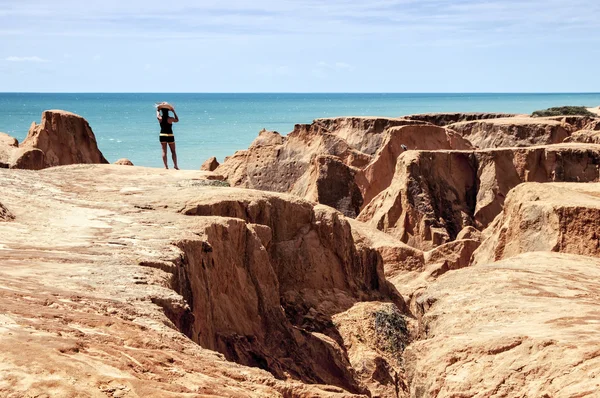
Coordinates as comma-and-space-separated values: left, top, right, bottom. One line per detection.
1, 93, 600, 169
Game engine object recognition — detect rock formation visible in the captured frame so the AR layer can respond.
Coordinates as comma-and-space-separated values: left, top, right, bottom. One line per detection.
114, 158, 134, 166
0, 165, 410, 397
217, 119, 472, 217
564, 129, 600, 144
447, 117, 572, 148
200, 156, 220, 171
358, 144, 600, 250
405, 252, 600, 397
0, 110, 108, 169
401, 112, 517, 126
472, 182, 600, 265
21, 110, 108, 167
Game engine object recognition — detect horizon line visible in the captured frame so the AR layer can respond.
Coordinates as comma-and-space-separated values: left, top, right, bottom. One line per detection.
2, 91, 600, 95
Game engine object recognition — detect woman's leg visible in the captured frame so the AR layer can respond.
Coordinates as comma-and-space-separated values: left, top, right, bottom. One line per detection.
168, 142, 179, 170
161, 142, 169, 169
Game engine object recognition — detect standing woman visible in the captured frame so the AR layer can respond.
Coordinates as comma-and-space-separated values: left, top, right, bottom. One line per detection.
157, 103, 180, 170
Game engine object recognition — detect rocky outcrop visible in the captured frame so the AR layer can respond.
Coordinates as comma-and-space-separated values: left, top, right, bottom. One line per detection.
472, 183, 600, 265
543, 115, 599, 131
292, 155, 363, 218
401, 112, 517, 126
564, 129, 600, 144
356, 125, 473, 209
21, 110, 108, 167
200, 156, 220, 171
0, 132, 46, 170
405, 252, 600, 397
1, 164, 412, 397
1, 111, 108, 169
114, 158, 134, 166
358, 145, 600, 250
447, 117, 572, 149
217, 120, 472, 217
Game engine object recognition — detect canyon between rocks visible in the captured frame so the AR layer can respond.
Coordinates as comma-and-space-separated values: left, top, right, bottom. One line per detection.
1, 109, 600, 397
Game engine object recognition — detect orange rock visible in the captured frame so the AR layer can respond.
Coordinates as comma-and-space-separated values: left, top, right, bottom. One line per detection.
20, 110, 108, 167
200, 156, 220, 171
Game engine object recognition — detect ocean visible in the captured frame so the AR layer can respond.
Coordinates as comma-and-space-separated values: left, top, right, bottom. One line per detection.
1, 93, 599, 169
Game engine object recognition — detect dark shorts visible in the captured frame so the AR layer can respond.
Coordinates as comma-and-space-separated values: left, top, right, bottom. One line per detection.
159, 134, 175, 143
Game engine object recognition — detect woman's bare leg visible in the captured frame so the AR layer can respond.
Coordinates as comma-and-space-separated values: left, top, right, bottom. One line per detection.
169, 142, 179, 170
161, 142, 168, 169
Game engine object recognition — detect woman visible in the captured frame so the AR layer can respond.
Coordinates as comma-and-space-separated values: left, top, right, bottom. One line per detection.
156, 104, 179, 170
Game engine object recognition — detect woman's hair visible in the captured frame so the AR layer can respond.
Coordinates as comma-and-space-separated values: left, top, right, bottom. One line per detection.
160, 108, 170, 119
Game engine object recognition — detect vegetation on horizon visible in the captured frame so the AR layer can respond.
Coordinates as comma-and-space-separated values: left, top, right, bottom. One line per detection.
532, 106, 596, 117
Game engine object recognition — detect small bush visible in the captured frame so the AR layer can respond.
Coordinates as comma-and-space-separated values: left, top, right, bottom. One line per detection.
373, 304, 410, 356
532, 106, 596, 118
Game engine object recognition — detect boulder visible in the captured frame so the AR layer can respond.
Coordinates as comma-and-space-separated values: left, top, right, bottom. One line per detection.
401, 112, 517, 126
447, 117, 572, 149
405, 252, 600, 397
114, 158, 134, 166
0, 132, 46, 170
200, 156, 220, 171
563, 129, 600, 144
472, 183, 600, 265
358, 145, 600, 250
20, 110, 108, 167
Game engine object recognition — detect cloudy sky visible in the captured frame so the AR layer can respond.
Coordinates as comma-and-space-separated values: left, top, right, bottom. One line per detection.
1, 0, 599, 92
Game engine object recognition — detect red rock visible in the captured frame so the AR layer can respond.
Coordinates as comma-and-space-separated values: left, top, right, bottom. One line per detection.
20, 110, 108, 167
473, 182, 600, 264
114, 158, 134, 166
447, 117, 571, 148
563, 129, 600, 144
200, 156, 220, 171
358, 145, 600, 250
356, 125, 473, 209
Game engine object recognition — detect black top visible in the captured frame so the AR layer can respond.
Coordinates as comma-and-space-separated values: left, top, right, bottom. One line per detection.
160, 117, 173, 135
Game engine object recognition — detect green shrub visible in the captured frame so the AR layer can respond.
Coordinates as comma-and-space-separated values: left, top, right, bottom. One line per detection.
531, 106, 596, 117
373, 304, 410, 356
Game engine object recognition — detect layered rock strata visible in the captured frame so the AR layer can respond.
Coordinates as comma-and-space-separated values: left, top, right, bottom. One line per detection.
358, 144, 600, 250
447, 117, 572, 148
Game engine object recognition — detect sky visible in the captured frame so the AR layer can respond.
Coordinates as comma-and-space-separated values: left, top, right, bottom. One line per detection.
1, 0, 599, 92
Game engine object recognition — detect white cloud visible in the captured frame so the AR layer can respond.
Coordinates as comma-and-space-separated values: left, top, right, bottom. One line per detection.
5, 56, 49, 63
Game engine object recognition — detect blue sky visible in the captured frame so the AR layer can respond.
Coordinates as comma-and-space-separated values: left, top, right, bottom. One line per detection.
1, 0, 599, 92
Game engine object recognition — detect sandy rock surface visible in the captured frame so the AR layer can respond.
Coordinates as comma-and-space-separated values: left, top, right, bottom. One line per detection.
0, 164, 408, 397
405, 252, 600, 397
473, 182, 600, 265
